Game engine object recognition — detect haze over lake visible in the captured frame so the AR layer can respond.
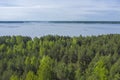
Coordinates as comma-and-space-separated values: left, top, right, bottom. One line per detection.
0, 21, 120, 38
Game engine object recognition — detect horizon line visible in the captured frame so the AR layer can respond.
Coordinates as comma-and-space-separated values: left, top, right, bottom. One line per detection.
0, 21, 120, 24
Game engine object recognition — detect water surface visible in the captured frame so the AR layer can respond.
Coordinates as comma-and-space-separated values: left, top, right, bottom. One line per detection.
0, 22, 120, 38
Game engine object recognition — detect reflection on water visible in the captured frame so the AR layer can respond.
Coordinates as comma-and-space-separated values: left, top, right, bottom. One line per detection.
0, 23, 120, 38
0, 25, 20, 28
0, 23, 22, 28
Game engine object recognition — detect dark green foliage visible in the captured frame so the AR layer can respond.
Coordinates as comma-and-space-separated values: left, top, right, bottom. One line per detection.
0, 34, 120, 80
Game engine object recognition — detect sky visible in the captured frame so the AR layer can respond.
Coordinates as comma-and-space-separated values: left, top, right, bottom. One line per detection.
0, 0, 120, 21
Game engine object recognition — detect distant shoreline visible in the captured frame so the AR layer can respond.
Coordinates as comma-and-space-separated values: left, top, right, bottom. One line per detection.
0, 21, 120, 24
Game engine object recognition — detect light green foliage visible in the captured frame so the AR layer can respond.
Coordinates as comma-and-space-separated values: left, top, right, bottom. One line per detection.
25, 71, 36, 80
10, 75, 19, 80
93, 59, 108, 80
0, 34, 119, 80
38, 56, 53, 80
75, 68, 81, 80
110, 59, 120, 80
55, 62, 68, 80
0, 44, 6, 52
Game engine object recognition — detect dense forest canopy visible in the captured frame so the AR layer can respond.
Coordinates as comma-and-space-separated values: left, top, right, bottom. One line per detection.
0, 34, 120, 80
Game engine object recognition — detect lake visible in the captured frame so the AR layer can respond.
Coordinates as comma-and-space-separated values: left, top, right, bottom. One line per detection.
0, 21, 120, 38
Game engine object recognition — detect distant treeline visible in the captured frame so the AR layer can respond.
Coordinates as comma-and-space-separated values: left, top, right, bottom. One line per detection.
0, 21, 120, 24
0, 34, 120, 80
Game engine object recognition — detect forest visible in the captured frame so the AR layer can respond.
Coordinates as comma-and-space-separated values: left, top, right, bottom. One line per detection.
0, 34, 120, 80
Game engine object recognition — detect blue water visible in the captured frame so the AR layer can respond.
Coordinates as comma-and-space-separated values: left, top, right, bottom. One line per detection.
0, 22, 120, 38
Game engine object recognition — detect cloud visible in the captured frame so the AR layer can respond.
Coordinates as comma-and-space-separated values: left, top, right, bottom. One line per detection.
0, 0, 120, 21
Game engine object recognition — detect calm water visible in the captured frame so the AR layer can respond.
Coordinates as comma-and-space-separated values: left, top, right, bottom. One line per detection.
0, 22, 120, 38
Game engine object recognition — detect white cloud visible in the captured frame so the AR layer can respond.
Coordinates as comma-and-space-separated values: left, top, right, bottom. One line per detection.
0, 0, 120, 21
